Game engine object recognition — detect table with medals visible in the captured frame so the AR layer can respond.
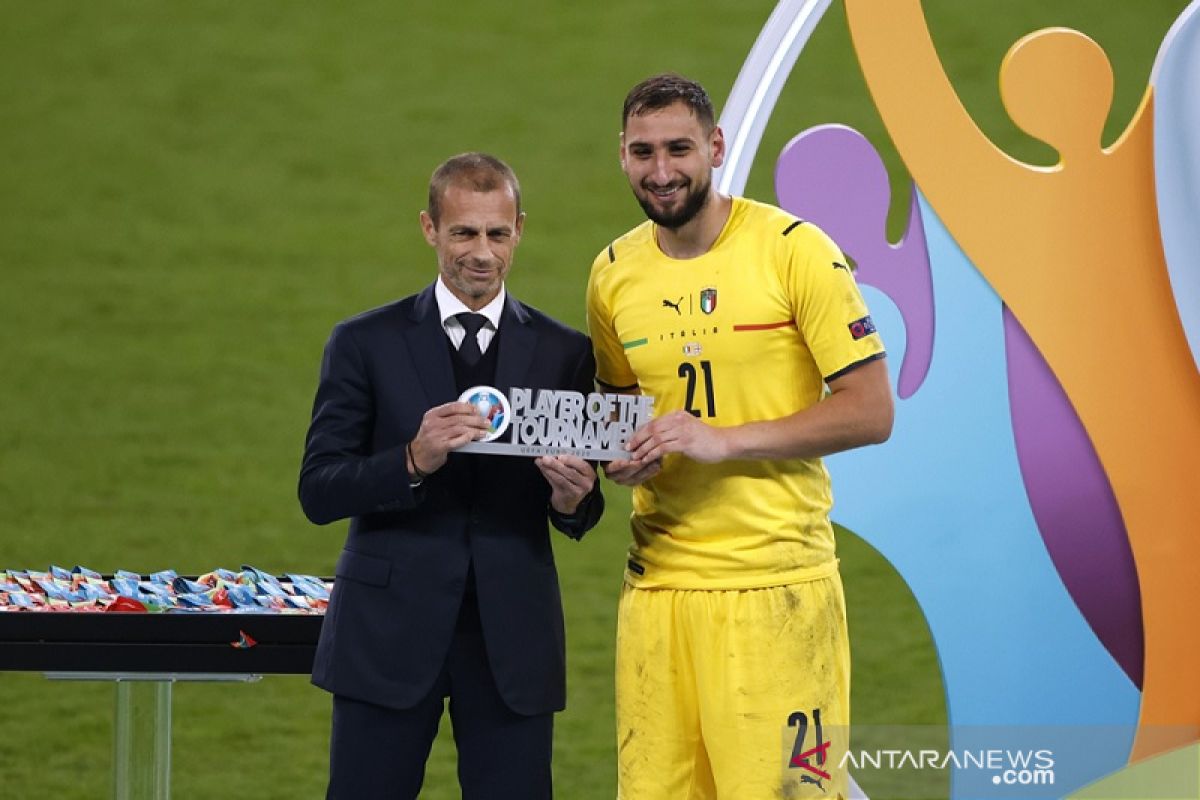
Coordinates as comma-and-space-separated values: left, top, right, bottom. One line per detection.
0, 566, 327, 799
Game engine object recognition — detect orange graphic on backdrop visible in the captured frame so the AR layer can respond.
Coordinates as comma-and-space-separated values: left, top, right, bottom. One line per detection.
844, 0, 1200, 758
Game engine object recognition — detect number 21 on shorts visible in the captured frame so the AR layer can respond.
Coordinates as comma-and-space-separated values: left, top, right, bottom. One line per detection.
785, 707, 840, 795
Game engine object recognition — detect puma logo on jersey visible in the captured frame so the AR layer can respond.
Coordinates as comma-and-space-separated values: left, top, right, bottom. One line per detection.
662, 297, 684, 315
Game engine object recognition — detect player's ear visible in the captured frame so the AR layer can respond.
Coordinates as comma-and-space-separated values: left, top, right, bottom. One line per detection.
709, 125, 726, 169
618, 131, 629, 174
419, 210, 438, 246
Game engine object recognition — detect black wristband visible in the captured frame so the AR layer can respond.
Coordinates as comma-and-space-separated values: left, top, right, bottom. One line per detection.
406, 441, 428, 483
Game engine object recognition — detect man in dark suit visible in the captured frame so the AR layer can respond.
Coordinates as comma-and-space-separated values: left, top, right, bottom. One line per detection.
299, 152, 603, 799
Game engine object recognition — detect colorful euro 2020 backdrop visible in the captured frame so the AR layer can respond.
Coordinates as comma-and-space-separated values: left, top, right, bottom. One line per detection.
1, 1, 1197, 797
746, 0, 1200, 797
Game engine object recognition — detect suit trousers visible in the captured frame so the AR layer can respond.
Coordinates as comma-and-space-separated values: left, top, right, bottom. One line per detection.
326, 585, 554, 799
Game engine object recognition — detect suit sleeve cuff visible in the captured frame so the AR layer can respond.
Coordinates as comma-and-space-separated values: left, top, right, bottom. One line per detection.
548, 481, 603, 540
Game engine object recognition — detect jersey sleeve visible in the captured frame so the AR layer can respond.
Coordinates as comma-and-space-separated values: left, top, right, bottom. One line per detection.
784, 223, 886, 382
586, 249, 640, 391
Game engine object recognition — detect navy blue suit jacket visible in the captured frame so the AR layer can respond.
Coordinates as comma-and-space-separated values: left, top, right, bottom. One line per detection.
299, 283, 602, 715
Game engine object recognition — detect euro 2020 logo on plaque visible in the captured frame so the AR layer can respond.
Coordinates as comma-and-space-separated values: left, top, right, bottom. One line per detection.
456, 386, 653, 460
459, 386, 512, 443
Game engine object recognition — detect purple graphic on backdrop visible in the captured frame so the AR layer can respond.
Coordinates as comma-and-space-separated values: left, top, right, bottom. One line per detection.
1003, 307, 1143, 687
775, 124, 934, 398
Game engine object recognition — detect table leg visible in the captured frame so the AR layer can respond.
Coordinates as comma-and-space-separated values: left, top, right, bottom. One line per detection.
46, 671, 260, 798
113, 679, 171, 800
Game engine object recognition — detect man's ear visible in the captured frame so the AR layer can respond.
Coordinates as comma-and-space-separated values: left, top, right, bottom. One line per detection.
514, 211, 526, 243
618, 131, 629, 174
419, 210, 437, 246
709, 125, 726, 169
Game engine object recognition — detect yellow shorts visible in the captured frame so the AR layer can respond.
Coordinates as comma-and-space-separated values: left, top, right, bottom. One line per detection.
616, 576, 850, 800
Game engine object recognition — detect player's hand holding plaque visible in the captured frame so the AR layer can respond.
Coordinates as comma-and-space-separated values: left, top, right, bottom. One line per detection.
456, 386, 653, 460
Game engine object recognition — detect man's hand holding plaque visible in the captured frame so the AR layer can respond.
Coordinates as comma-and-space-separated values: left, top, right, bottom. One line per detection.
407, 402, 489, 478
534, 455, 597, 514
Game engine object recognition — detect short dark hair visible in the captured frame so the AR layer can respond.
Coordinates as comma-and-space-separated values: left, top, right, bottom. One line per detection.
622, 73, 716, 131
427, 152, 522, 227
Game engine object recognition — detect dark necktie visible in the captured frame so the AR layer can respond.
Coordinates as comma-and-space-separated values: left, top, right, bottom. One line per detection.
455, 312, 488, 366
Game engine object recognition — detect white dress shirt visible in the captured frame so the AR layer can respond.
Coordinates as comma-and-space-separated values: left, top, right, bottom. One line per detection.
434, 277, 505, 355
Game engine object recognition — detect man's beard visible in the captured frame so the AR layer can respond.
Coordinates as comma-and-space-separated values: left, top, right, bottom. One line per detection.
444, 257, 503, 301
636, 177, 712, 230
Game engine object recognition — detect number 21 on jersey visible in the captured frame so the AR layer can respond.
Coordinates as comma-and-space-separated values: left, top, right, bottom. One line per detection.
677, 360, 716, 418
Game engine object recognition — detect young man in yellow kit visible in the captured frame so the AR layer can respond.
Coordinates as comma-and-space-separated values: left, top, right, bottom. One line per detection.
587, 74, 894, 798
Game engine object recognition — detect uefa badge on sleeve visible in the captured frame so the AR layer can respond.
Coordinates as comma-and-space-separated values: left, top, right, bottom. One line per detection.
848, 315, 877, 341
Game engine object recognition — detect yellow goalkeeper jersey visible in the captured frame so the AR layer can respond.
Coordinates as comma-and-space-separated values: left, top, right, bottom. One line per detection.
586, 197, 885, 589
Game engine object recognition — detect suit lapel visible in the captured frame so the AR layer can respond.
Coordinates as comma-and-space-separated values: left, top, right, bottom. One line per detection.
403, 283, 457, 407
495, 294, 535, 393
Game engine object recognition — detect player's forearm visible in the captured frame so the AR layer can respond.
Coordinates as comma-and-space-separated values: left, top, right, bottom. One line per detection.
722, 395, 890, 461
721, 361, 894, 461
625, 361, 892, 466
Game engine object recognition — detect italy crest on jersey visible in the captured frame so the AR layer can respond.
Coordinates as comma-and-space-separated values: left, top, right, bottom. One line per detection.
700, 287, 718, 314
